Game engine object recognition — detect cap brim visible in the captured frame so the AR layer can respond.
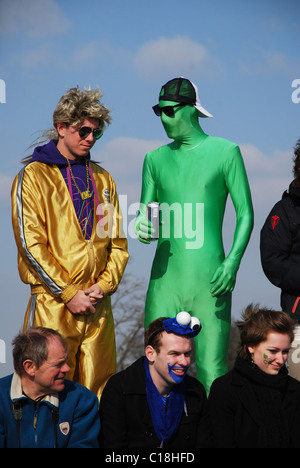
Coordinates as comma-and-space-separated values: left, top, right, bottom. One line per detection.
191, 79, 213, 118
195, 104, 213, 118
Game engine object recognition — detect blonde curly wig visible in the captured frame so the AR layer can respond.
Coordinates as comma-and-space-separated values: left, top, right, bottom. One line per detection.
23, 86, 111, 163
53, 86, 111, 130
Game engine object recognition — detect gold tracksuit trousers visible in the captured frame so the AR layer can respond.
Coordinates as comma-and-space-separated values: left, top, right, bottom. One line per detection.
24, 290, 116, 400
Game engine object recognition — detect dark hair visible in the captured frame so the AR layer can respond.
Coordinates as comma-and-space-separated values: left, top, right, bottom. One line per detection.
144, 317, 169, 352
12, 327, 67, 376
236, 304, 296, 359
292, 138, 300, 186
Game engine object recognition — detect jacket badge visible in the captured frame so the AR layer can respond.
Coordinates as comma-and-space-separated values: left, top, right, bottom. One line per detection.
103, 189, 110, 202
271, 215, 280, 230
59, 422, 70, 435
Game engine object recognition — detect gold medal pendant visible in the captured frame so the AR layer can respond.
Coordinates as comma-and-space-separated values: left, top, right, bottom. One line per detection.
81, 190, 91, 200
64, 156, 92, 201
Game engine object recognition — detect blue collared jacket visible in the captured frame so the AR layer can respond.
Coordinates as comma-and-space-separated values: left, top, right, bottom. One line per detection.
0, 373, 100, 448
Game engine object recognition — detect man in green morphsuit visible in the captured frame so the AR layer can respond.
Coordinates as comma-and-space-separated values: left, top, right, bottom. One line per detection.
135, 78, 253, 394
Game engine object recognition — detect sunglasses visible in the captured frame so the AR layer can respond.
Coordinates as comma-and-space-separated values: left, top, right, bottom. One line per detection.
78, 126, 103, 140
152, 103, 186, 117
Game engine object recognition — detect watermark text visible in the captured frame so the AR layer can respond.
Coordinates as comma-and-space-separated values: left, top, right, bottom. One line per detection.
291, 79, 300, 104
96, 196, 205, 250
0, 79, 6, 104
0, 339, 6, 363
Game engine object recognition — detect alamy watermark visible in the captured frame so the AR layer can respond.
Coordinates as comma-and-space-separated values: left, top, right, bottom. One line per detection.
291, 79, 300, 104
96, 196, 205, 250
0, 79, 6, 104
0, 339, 6, 363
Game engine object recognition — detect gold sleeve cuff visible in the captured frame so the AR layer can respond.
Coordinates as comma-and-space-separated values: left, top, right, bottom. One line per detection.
97, 280, 111, 296
61, 284, 81, 304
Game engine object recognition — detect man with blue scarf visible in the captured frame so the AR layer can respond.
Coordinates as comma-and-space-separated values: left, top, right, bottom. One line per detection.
99, 312, 212, 448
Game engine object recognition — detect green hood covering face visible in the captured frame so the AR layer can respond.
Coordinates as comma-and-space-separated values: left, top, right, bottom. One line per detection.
159, 100, 205, 144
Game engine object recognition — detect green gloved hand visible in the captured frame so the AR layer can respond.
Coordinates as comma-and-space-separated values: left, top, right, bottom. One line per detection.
134, 212, 155, 244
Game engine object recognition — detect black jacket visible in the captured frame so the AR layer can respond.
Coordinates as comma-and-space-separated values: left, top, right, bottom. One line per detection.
260, 184, 300, 321
99, 357, 212, 448
209, 359, 300, 448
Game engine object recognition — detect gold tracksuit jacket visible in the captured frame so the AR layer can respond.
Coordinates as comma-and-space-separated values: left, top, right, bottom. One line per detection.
11, 159, 129, 398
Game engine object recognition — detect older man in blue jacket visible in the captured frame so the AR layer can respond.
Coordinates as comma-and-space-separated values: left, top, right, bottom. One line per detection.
0, 327, 99, 448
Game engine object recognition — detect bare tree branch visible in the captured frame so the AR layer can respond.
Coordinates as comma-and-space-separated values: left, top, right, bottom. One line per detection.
112, 273, 147, 371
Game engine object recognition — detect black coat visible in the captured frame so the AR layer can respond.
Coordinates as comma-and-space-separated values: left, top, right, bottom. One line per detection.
260, 184, 300, 321
208, 361, 300, 448
99, 357, 212, 448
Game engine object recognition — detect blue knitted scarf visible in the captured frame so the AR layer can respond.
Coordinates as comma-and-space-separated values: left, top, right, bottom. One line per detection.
143, 358, 185, 445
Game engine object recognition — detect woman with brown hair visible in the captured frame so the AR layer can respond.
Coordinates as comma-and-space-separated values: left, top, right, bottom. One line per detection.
209, 304, 300, 448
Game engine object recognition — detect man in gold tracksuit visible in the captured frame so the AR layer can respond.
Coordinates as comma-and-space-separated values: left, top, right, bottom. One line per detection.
11, 87, 129, 399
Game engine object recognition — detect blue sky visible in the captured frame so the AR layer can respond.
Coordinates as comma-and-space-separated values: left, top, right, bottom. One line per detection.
0, 0, 299, 375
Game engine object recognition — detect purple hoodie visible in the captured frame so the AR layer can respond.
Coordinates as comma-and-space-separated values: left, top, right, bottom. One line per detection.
30, 139, 95, 240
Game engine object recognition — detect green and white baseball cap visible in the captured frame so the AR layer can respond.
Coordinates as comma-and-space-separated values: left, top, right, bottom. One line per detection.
158, 77, 213, 118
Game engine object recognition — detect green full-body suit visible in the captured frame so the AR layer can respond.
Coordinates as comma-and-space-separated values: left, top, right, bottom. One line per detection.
135, 85, 253, 394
